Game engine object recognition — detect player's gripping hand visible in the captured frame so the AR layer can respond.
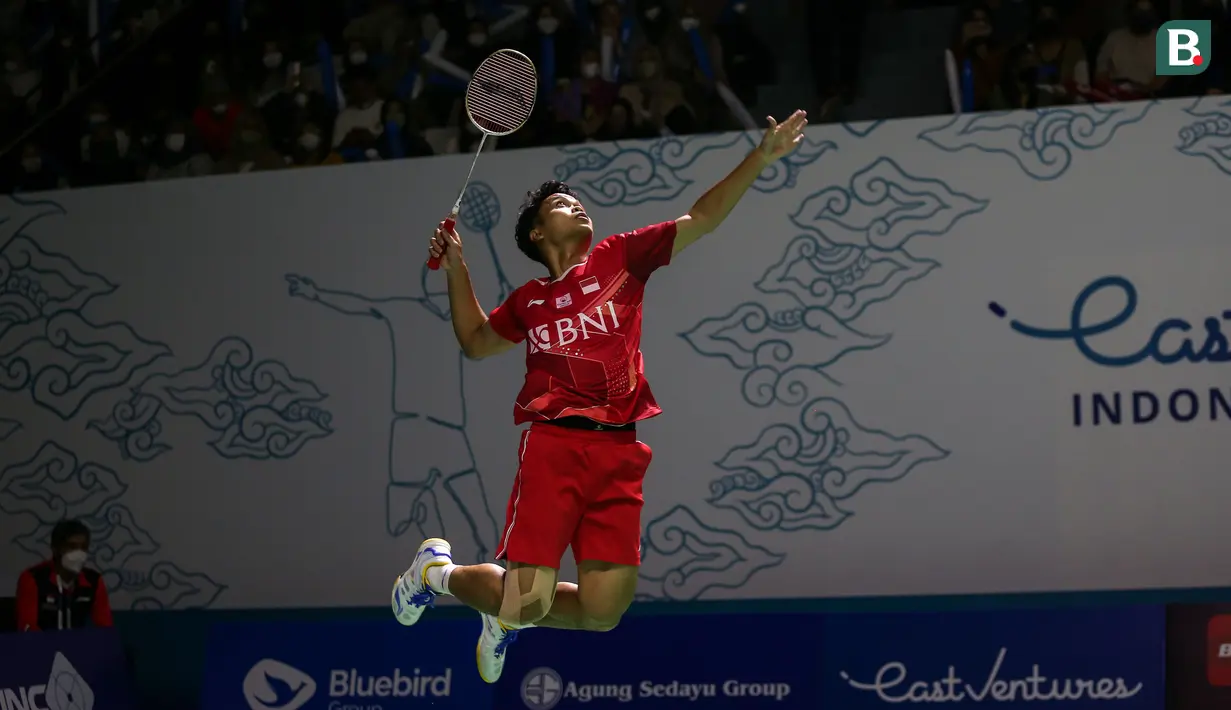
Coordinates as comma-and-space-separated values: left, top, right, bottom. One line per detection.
429, 218, 465, 272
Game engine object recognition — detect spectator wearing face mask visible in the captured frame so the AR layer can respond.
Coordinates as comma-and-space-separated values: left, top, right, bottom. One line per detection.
15, 520, 113, 632
525, 2, 580, 90
213, 110, 286, 174
291, 121, 344, 166
3, 44, 41, 113
193, 81, 245, 159
594, 0, 632, 82
146, 119, 213, 181
573, 47, 618, 137
952, 3, 1005, 112
77, 102, 131, 163
253, 39, 292, 107
663, 2, 726, 86
620, 46, 687, 134
344, 40, 375, 75
333, 70, 385, 148
263, 82, 331, 158
1096, 0, 1166, 95
10, 142, 65, 193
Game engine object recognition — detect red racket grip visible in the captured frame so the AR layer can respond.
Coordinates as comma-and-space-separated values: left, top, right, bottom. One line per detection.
426, 216, 457, 270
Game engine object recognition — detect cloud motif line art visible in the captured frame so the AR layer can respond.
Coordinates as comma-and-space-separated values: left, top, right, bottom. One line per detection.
0, 205, 170, 419
90, 336, 333, 461
917, 102, 1155, 180
1177, 95, 1231, 176
0, 418, 20, 442
789, 156, 988, 251
286, 182, 508, 564
1, 440, 225, 609
637, 504, 785, 601
842, 120, 886, 138
554, 131, 833, 208
709, 398, 948, 533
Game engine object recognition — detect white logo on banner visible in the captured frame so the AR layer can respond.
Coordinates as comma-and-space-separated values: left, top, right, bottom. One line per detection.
243, 659, 317, 710
840, 648, 1143, 703
522, 667, 564, 709
0, 652, 94, 710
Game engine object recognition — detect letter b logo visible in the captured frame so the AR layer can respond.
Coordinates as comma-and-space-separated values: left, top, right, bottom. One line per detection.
1157, 20, 1211, 75
1207, 615, 1231, 687
1221, 644, 1231, 658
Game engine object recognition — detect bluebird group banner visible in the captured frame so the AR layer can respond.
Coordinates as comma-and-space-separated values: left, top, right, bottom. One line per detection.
200, 619, 492, 710
496, 613, 821, 709
821, 606, 1165, 709
0, 627, 135, 710
1166, 603, 1231, 710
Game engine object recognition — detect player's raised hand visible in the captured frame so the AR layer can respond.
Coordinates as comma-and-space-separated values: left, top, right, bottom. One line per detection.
758, 109, 808, 162
429, 218, 465, 272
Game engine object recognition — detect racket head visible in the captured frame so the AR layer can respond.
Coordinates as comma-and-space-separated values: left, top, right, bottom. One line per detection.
464, 48, 538, 136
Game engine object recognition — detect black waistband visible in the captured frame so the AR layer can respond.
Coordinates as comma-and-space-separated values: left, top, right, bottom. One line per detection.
544, 416, 636, 432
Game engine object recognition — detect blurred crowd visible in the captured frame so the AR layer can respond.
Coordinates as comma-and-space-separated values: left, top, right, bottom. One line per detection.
0, 0, 774, 192
952, 0, 1230, 110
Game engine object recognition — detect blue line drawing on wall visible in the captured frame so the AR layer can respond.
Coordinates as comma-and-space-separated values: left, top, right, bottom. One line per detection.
0, 200, 170, 420
1177, 96, 1231, 176
0, 440, 225, 608
555, 132, 834, 207
756, 233, 939, 322
89, 336, 334, 461
637, 505, 785, 601
0, 418, 20, 442
917, 102, 1155, 180
284, 182, 509, 564
842, 120, 885, 138
681, 157, 977, 547
709, 398, 947, 532
789, 157, 988, 250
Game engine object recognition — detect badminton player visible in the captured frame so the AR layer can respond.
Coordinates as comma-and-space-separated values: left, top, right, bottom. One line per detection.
393, 110, 808, 683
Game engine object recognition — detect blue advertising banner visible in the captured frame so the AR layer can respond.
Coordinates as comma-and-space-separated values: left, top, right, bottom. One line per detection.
495, 613, 823, 709
820, 606, 1165, 709
0, 627, 135, 710
200, 618, 492, 710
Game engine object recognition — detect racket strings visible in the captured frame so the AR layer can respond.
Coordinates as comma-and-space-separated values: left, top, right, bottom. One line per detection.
467, 50, 538, 135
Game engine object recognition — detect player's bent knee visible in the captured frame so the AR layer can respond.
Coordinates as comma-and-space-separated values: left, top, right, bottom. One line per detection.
500, 564, 557, 627
583, 613, 623, 632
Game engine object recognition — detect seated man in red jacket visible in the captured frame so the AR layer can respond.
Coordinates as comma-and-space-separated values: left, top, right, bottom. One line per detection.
16, 520, 113, 631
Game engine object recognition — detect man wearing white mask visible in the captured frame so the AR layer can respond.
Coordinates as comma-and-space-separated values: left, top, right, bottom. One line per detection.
15, 520, 113, 632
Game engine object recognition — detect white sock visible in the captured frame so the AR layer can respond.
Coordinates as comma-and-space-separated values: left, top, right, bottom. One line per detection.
426, 563, 456, 595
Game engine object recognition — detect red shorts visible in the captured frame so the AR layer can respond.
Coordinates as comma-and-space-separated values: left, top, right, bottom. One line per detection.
495, 422, 651, 568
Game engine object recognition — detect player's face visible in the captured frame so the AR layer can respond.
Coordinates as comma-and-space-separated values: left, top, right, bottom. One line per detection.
534, 192, 594, 250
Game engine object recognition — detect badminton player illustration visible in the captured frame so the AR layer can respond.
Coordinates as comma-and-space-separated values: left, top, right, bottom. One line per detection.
285, 184, 513, 563
391, 49, 809, 683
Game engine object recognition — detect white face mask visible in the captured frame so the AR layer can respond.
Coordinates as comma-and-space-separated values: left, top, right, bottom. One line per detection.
364, 147, 380, 160
165, 133, 185, 151
4, 61, 17, 73
582, 62, 600, 78
681, 17, 701, 31
733, 2, 747, 12
350, 50, 368, 64
468, 32, 486, 46
645, 6, 661, 19
537, 17, 559, 34
22, 157, 40, 173
299, 133, 320, 150
213, 102, 228, 113
88, 113, 107, 125
263, 52, 282, 68
60, 550, 87, 573
294, 92, 308, 107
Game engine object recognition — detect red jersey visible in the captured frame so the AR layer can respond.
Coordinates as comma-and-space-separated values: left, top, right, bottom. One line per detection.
487, 220, 677, 425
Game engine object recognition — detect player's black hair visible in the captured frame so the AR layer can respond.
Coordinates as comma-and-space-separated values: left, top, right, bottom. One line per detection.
514, 180, 580, 265
50, 519, 89, 549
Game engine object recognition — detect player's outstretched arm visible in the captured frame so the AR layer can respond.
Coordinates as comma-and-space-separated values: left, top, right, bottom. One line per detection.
429, 220, 517, 360
672, 109, 808, 256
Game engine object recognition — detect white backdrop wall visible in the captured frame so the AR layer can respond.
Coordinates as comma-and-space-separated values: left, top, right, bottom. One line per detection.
2, 98, 1230, 610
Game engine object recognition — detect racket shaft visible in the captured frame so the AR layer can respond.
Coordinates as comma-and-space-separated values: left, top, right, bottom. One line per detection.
427, 134, 489, 270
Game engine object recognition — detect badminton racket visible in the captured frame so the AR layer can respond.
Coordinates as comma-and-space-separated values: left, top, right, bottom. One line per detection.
427, 48, 538, 270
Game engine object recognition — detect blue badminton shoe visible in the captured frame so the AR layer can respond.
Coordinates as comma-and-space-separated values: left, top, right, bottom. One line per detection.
392, 537, 452, 626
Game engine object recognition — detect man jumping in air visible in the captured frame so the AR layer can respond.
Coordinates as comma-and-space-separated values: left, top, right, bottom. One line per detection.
392, 110, 808, 683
